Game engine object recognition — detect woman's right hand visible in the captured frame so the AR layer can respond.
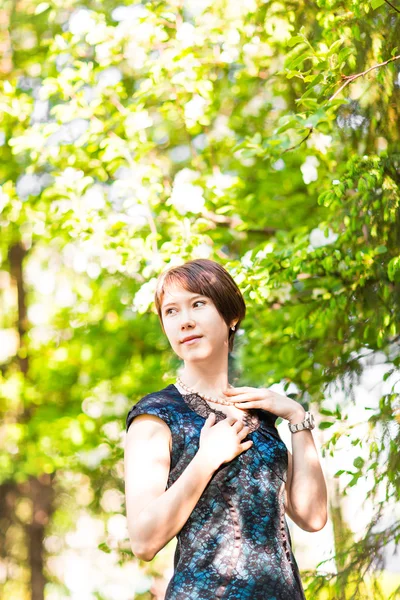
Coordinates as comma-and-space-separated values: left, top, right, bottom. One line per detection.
198, 413, 253, 471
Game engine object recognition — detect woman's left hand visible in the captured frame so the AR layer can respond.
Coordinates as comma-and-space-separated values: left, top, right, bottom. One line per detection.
223, 386, 305, 423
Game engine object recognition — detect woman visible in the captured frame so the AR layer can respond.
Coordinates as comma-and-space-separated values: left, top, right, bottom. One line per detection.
124, 258, 328, 599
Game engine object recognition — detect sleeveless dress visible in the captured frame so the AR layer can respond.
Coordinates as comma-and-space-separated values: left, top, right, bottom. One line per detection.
125, 383, 306, 600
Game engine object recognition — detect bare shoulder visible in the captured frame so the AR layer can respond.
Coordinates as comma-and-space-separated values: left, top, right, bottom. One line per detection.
126, 413, 172, 454
124, 414, 172, 532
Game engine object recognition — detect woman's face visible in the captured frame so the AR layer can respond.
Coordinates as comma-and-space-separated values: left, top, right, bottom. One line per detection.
161, 283, 234, 362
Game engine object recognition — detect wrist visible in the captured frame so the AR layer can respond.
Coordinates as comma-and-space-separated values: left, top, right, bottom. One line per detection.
194, 449, 219, 476
288, 408, 306, 425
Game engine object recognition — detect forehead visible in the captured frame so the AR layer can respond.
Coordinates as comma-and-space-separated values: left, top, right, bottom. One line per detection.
161, 283, 203, 307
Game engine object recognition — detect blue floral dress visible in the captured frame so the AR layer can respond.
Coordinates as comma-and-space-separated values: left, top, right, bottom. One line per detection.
126, 383, 306, 600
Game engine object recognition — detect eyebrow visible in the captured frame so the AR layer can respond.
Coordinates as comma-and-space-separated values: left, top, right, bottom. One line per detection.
162, 294, 206, 310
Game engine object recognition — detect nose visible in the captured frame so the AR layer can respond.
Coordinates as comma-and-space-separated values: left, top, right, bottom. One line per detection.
180, 311, 196, 329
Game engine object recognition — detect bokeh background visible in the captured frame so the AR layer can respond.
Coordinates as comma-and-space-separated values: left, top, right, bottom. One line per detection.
0, 0, 399, 598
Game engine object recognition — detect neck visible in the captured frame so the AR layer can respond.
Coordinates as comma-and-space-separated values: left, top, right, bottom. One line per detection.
177, 353, 231, 398
177, 371, 231, 401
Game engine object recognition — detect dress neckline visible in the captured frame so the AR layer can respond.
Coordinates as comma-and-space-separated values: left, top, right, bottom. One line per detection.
169, 383, 261, 433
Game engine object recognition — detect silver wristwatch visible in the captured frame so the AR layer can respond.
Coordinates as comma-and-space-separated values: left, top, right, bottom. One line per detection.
288, 411, 315, 433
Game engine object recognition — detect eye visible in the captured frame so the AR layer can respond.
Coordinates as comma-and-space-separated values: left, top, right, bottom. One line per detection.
165, 300, 205, 315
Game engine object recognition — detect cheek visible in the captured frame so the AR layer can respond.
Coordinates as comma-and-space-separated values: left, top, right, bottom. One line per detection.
164, 324, 182, 347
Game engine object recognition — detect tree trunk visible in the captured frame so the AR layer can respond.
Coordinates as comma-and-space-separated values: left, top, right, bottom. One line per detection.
8, 242, 55, 600
18, 475, 55, 600
329, 478, 354, 599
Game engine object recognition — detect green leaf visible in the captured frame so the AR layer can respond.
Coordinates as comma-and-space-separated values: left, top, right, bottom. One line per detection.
304, 108, 327, 127
320, 408, 335, 416
327, 40, 343, 56
383, 369, 394, 381
388, 256, 400, 281
35, 2, 50, 14
334, 469, 345, 477
371, 0, 385, 8
275, 119, 299, 134
319, 421, 335, 429
310, 73, 324, 86
338, 47, 353, 64
286, 53, 312, 71
353, 456, 365, 469
287, 36, 304, 48
298, 86, 317, 102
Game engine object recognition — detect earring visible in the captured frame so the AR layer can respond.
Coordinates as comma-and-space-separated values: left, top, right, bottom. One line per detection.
231, 325, 236, 331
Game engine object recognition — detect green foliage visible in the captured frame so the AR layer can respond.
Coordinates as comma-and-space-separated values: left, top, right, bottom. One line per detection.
0, 0, 399, 598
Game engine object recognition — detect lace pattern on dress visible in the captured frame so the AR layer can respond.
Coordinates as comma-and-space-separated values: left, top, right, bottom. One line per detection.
278, 481, 300, 581
178, 391, 261, 433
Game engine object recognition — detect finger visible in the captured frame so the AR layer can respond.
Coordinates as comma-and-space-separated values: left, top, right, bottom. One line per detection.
226, 416, 238, 425
205, 413, 216, 426
238, 425, 250, 439
233, 420, 245, 432
230, 391, 264, 401
234, 401, 265, 408
241, 439, 253, 450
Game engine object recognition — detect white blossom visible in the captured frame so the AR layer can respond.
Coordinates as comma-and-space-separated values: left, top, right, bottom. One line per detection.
82, 184, 106, 210
309, 227, 338, 248
55, 167, 85, 189
170, 183, 205, 215
68, 9, 96, 35
111, 5, 148, 21
132, 278, 158, 314
184, 95, 207, 122
169, 169, 205, 214
300, 155, 320, 184
16, 174, 42, 200
168, 145, 192, 163
184, 0, 213, 17
46, 119, 89, 147
125, 110, 153, 135
77, 445, 111, 469
242, 94, 266, 116
96, 67, 123, 89
272, 159, 285, 171
192, 243, 214, 259
209, 115, 235, 141
31, 99, 49, 123
176, 22, 196, 47
306, 132, 332, 154
125, 41, 147, 70
0, 188, 8, 212
241, 250, 254, 269
107, 514, 127, 541
206, 171, 236, 192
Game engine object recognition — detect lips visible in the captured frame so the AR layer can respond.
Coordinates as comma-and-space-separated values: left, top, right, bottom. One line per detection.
181, 335, 202, 344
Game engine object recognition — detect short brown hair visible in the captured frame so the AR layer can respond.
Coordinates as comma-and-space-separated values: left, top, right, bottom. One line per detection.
154, 258, 246, 353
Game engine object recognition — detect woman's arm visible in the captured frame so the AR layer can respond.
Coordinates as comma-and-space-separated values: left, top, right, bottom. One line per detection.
222, 385, 328, 532
124, 414, 216, 561
283, 410, 328, 532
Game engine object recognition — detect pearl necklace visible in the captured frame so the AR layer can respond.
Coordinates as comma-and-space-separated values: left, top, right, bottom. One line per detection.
176, 376, 234, 406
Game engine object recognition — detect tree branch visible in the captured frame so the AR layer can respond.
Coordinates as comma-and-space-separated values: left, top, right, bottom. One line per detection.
281, 126, 313, 154
383, 0, 400, 14
328, 53, 400, 102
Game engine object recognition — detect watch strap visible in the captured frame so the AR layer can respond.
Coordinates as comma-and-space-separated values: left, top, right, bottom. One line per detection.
288, 411, 315, 433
